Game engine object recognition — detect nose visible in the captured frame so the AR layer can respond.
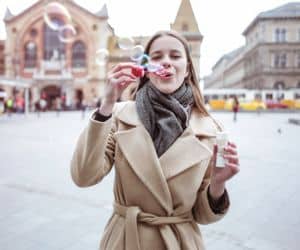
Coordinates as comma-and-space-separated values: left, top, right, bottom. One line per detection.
161, 61, 171, 69
161, 56, 171, 68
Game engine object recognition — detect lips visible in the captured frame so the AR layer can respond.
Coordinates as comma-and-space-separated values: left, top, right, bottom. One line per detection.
155, 69, 173, 79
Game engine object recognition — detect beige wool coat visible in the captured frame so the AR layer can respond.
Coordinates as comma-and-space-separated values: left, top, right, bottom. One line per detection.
71, 101, 230, 250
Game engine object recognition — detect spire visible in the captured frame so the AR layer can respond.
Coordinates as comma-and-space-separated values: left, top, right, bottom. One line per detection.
96, 4, 108, 18
4, 7, 14, 22
171, 0, 200, 33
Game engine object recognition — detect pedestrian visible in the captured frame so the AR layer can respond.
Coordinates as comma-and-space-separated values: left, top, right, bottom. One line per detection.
232, 95, 239, 122
81, 99, 87, 120
70, 30, 240, 250
39, 98, 47, 112
5, 97, 14, 116
55, 96, 62, 117
34, 100, 41, 117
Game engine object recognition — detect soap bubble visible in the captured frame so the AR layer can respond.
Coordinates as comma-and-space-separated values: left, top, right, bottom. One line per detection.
130, 45, 144, 61
147, 63, 163, 72
96, 49, 109, 66
117, 37, 135, 50
139, 54, 150, 66
58, 24, 77, 43
44, 2, 72, 31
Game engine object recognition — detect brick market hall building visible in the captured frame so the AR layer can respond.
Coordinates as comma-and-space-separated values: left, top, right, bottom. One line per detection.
0, 0, 203, 112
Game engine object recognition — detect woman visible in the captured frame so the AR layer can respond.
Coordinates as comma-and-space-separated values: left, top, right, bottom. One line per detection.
71, 30, 240, 250
232, 95, 239, 122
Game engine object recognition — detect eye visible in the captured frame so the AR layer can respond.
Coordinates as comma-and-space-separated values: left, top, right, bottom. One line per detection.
171, 54, 181, 59
150, 55, 162, 60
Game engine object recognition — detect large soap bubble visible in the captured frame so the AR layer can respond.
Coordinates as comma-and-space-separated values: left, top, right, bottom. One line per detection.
130, 45, 145, 62
58, 24, 77, 43
96, 49, 109, 66
117, 37, 135, 50
44, 2, 72, 31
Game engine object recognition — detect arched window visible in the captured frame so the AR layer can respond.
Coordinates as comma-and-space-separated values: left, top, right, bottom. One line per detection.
43, 18, 65, 60
72, 41, 86, 68
24, 42, 37, 68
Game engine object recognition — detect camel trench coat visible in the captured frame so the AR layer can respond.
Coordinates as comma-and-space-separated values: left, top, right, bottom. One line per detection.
71, 101, 230, 250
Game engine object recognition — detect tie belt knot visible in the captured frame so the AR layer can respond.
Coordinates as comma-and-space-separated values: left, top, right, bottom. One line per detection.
113, 203, 192, 250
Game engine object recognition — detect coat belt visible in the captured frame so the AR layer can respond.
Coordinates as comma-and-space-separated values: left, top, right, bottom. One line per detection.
113, 203, 193, 250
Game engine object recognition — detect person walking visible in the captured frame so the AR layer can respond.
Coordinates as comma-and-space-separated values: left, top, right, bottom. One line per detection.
71, 30, 240, 250
232, 95, 239, 122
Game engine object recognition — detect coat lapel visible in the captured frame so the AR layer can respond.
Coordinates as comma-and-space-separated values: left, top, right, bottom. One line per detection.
113, 102, 220, 212
159, 127, 213, 180
159, 111, 220, 180
114, 102, 173, 214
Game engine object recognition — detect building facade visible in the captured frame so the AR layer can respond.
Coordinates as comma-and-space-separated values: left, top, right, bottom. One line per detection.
0, 40, 4, 75
204, 2, 300, 91
0, 0, 202, 110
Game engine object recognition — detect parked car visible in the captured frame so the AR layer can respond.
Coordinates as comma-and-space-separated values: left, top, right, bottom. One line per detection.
239, 100, 266, 111
208, 99, 225, 110
295, 100, 300, 109
225, 99, 266, 111
265, 100, 289, 109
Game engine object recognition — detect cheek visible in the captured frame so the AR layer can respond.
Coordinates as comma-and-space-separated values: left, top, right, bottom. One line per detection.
177, 61, 188, 75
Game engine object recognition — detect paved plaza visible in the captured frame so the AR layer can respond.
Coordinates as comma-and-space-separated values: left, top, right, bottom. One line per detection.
0, 110, 300, 250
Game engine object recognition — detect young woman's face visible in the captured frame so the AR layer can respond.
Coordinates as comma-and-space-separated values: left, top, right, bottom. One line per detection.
147, 35, 189, 94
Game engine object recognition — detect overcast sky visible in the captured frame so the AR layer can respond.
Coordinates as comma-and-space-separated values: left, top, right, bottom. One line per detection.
0, 0, 294, 77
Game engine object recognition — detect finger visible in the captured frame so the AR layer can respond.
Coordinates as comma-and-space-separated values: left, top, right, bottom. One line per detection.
224, 145, 237, 155
224, 162, 240, 175
111, 71, 136, 80
223, 154, 239, 165
111, 76, 137, 86
119, 79, 136, 88
228, 142, 237, 148
110, 63, 137, 73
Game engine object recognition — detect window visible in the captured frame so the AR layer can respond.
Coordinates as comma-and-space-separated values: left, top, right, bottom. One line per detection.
275, 28, 286, 42
297, 53, 300, 68
24, 42, 37, 68
281, 29, 286, 42
273, 53, 287, 68
280, 53, 286, 68
266, 93, 273, 100
274, 81, 285, 90
298, 29, 300, 41
275, 28, 280, 42
30, 28, 38, 38
43, 18, 65, 60
182, 23, 188, 31
274, 53, 280, 68
72, 41, 86, 68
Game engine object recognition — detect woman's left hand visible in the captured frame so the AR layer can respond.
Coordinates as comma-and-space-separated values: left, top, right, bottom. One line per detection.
209, 142, 240, 199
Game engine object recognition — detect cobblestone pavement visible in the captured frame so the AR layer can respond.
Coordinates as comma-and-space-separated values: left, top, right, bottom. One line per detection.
0, 111, 299, 250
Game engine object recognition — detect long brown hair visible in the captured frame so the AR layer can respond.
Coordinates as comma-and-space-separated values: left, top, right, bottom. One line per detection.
130, 30, 209, 116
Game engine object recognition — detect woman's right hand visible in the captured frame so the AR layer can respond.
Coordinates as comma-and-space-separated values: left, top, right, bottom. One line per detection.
99, 63, 138, 115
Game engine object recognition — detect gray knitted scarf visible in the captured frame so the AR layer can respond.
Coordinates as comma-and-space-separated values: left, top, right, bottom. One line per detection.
136, 81, 194, 157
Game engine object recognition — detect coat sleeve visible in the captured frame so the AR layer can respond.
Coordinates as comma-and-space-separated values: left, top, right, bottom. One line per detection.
70, 115, 116, 187
192, 157, 230, 225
